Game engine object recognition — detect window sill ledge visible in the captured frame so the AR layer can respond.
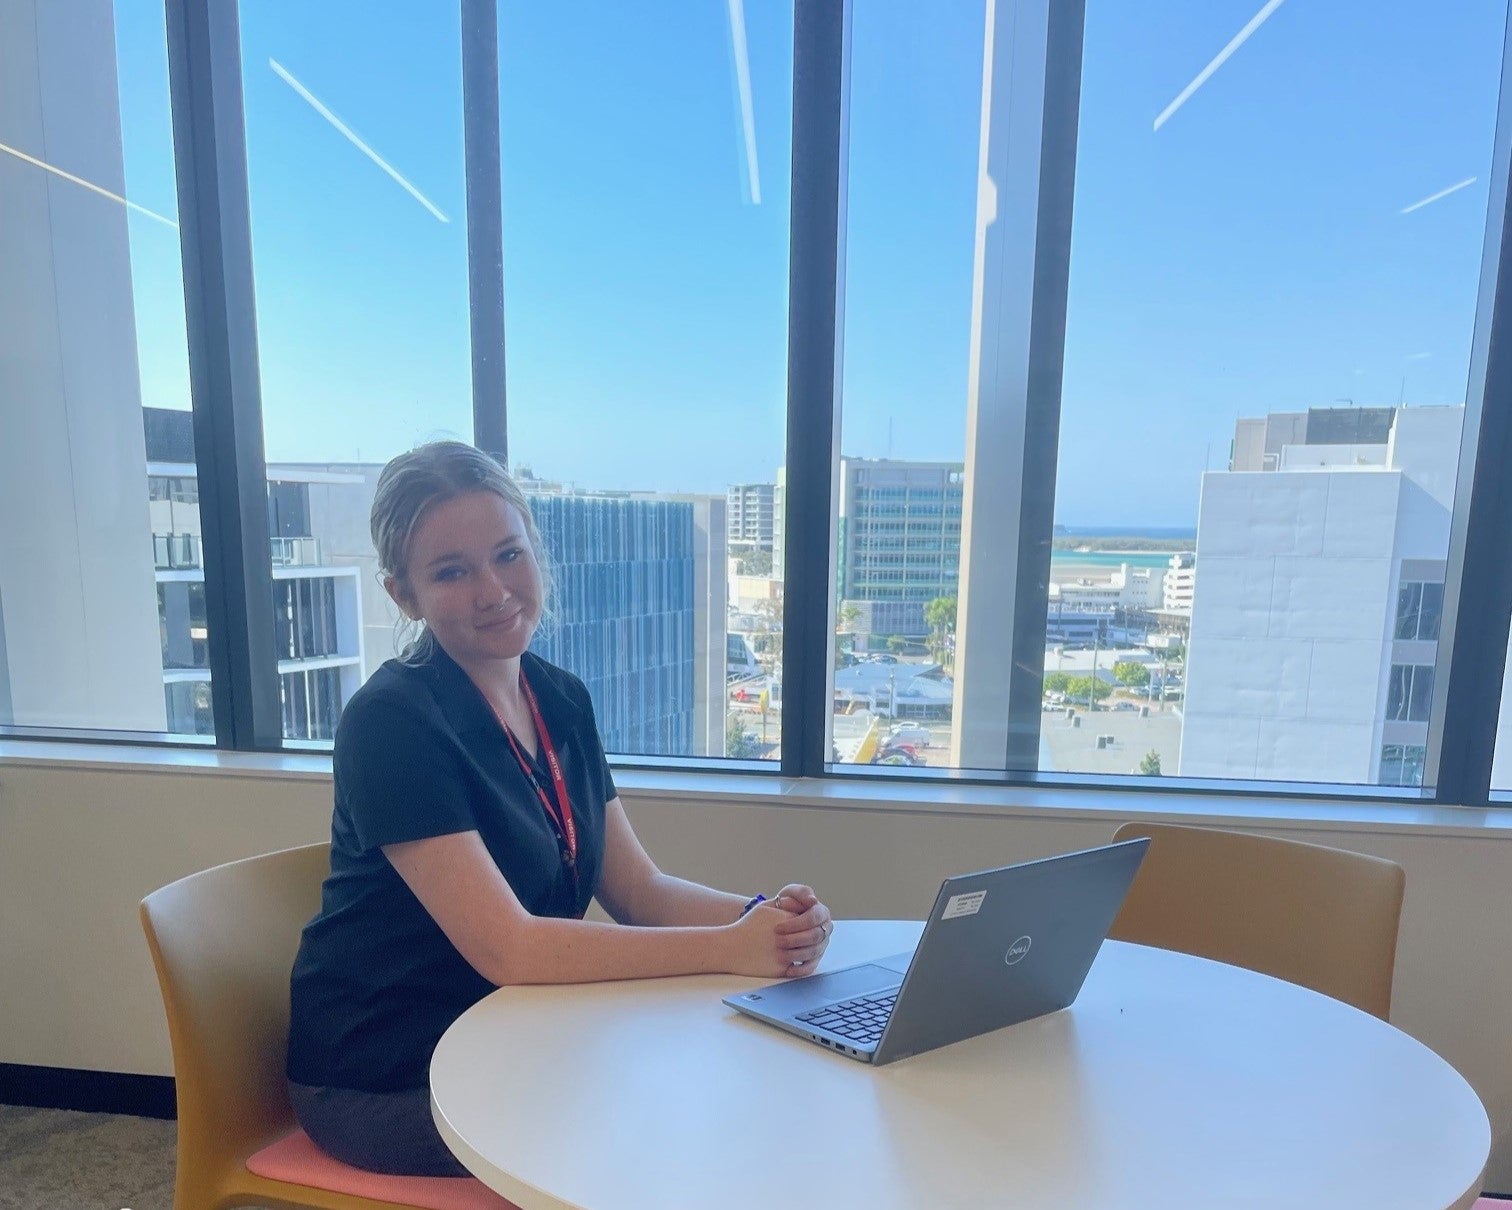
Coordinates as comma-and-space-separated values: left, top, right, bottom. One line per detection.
2, 740, 1508, 841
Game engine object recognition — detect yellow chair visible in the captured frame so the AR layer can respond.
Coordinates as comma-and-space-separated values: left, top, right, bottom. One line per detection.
1109, 821, 1405, 1019
140, 843, 515, 1210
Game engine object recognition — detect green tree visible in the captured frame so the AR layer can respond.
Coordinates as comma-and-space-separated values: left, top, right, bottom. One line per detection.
737, 548, 773, 576
887, 634, 909, 653
1065, 675, 1112, 702
924, 595, 958, 664
726, 714, 759, 759
752, 591, 783, 667
1042, 671, 1071, 696
1113, 661, 1150, 688
1138, 750, 1162, 776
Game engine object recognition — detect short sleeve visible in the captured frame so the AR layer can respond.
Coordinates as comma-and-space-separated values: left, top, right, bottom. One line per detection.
573, 679, 618, 803
333, 696, 478, 851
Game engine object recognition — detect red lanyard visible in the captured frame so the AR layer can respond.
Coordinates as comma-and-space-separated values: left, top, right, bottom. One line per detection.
488, 673, 577, 870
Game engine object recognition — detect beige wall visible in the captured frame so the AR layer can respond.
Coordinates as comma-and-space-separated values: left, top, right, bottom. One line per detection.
3, 757, 1511, 1189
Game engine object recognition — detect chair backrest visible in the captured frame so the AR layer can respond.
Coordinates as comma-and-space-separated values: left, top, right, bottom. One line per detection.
1108, 822, 1405, 1019
140, 843, 330, 1202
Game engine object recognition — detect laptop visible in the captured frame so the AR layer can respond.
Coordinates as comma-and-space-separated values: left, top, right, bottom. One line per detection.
723, 838, 1149, 1065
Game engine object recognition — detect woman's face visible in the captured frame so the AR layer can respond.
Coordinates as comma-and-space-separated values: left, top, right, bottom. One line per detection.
387, 491, 544, 668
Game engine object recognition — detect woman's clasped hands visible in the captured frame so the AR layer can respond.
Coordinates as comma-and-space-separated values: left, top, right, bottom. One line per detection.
724, 883, 834, 979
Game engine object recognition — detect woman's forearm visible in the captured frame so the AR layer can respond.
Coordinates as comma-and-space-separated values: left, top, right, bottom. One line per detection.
628, 873, 750, 928
490, 914, 734, 985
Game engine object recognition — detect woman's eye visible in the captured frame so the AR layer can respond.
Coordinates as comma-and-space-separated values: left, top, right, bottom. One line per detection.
498, 548, 521, 563
435, 567, 465, 582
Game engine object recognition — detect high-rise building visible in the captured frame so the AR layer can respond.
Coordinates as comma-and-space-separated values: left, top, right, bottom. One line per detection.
727, 483, 776, 555
0, 2, 164, 733
525, 490, 728, 758
1162, 553, 1196, 615
144, 410, 369, 742
1180, 405, 1464, 786
138, 421, 730, 754
835, 458, 965, 638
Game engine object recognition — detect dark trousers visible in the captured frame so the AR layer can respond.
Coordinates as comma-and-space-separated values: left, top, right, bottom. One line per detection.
288, 1080, 471, 1178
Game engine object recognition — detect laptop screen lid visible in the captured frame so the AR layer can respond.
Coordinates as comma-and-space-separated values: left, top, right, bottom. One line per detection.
873, 838, 1149, 1065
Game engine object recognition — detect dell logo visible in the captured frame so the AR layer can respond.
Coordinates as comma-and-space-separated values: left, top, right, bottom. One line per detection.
1004, 936, 1032, 965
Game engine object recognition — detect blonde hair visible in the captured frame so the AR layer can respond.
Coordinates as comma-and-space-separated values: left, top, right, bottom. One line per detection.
370, 441, 553, 662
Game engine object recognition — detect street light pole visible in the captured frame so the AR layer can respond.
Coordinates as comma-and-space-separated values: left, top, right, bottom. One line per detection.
1088, 623, 1100, 713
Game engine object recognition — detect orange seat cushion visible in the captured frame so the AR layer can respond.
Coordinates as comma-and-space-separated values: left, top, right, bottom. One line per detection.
246, 1129, 519, 1210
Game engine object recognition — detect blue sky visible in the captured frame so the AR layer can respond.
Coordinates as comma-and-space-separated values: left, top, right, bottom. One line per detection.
112, 0, 1506, 527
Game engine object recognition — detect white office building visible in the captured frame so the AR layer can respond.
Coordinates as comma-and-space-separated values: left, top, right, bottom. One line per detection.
1051, 563, 1164, 611
1179, 405, 1464, 786
727, 483, 776, 555
1162, 553, 1196, 615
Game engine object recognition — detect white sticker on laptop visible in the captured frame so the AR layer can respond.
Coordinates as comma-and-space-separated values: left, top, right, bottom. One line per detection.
942, 890, 987, 919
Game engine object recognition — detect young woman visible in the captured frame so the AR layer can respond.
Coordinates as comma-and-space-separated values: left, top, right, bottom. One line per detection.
286, 441, 832, 1177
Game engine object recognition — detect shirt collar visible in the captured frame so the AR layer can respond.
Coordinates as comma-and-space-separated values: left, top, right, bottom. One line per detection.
422, 642, 586, 740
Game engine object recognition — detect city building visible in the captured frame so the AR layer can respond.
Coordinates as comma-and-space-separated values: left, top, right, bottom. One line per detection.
145, 409, 370, 742
726, 483, 776, 556
1180, 404, 1464, 786
525, 489, 728, 758
1229, 407, 1397, 472
142, 415, 729, 752
1050, 563, 1164, 611
835, 457, 965, 638
1162, 553, 1196, 615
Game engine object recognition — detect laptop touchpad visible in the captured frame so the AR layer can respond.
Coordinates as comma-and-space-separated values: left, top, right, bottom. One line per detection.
796, 963, 903, 1002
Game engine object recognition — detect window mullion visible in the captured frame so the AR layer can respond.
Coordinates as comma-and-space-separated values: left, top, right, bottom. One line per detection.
1429, 9, 1512, 806
461, 0, 508, 462
164, 0, 281, 751
779, 0, 848, 778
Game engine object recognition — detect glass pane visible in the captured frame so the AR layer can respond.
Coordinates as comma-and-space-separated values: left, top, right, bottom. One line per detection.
1419, 582, 1445, 642
1493, 632, 1512, 792
1394, 584, 1423, 642
826, 0, 1503, 788
826, 0, 981, 770
1044, 0, 1503, 788
239, 2, 475, 745
0, 1, 207, 739
499, 2, 794, 761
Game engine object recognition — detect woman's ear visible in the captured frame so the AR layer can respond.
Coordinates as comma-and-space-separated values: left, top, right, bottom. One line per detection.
383, 574, 420, 621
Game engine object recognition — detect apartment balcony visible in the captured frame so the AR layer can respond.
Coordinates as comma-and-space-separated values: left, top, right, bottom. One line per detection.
270, 536, 324, 567
153, 533, 201, 570
153, 533, 324, 571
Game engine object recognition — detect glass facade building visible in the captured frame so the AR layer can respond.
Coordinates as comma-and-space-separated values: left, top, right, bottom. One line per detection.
529, 495, 697, 756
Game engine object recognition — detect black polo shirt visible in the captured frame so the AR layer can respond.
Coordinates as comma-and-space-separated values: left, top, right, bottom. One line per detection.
286, 647, 614, 1093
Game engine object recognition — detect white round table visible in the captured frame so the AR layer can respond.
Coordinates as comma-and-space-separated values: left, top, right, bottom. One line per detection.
431, 921, 1489, 1210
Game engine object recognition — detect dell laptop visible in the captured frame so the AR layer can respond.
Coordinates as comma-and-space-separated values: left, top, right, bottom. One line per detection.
723, 838, 1150, 1065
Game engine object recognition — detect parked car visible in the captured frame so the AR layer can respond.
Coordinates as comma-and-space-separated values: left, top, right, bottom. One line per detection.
888, 722, 932, 749
1112, 701, 1138, 712
872, 743, 920, 766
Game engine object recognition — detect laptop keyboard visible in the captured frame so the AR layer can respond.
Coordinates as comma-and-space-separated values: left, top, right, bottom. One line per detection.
796, 990, 898, 1046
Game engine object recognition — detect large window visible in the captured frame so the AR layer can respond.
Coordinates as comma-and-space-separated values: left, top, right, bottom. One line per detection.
239, 2, 473, 743
0, 0, 204, 739
7, 0, 1512, 808
823, 0, 1508, 793
497, 1, 793, 762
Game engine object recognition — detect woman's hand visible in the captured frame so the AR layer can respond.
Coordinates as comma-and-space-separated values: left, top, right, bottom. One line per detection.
772, 884, 834, 971
719, 895, 826, 978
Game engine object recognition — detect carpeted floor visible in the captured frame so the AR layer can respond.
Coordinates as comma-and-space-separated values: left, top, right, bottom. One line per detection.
0, 1106, 176, 1210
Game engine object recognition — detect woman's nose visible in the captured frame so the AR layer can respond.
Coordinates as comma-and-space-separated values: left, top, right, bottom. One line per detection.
475, 565, 511, 608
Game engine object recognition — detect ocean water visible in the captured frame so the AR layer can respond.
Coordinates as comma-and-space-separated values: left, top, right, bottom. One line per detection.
1057, 525, 1197, 540
1050, 550, 1185, 571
